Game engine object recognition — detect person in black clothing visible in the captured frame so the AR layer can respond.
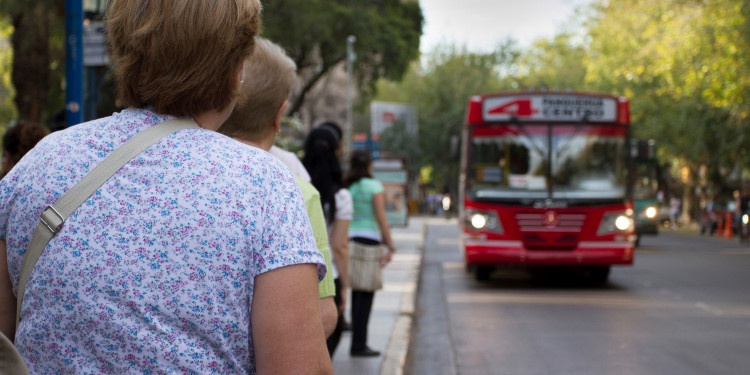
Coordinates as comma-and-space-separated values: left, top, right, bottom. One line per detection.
303, 124, 353, 358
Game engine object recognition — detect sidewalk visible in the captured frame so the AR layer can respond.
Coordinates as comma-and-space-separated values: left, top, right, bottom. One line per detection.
332, 216, 426, 375
664, 220, 742, 240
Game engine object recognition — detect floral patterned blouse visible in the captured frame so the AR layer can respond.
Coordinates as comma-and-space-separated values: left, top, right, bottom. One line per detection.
0, 108, 325, 374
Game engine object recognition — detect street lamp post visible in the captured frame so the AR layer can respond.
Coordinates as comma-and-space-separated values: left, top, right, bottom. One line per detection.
345, 35, 356, 163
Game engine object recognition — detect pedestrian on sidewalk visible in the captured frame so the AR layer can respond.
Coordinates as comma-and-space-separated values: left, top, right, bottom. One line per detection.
670, 196, 681, 230
345, 150, 396, 357
217, 37, 338, 340
303, 124, 353, 358
0, 1, 332, 374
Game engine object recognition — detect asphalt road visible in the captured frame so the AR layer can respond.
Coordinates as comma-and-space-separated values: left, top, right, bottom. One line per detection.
405, 222, 750, 375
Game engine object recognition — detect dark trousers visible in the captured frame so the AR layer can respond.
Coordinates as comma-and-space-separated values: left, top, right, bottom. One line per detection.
350, 289, 375, 352
326, 278, 344, 358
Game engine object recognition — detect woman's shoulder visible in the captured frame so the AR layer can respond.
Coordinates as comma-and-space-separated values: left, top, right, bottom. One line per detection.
357, 177, 383, 192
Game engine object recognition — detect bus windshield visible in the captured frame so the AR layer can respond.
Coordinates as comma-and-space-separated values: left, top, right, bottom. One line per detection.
468, 124, 629, 203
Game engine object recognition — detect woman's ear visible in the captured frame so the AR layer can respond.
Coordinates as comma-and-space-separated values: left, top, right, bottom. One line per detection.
237, 62, 246, 91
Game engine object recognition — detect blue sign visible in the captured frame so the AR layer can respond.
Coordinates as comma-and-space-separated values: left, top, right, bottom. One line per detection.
352, 134, 380, 160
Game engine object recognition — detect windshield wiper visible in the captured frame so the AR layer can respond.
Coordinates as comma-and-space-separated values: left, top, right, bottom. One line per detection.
555, 114, 589, 159
510, 116, 547, 158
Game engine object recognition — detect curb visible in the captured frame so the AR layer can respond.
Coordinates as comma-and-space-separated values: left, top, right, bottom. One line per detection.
379, 221, 425, 375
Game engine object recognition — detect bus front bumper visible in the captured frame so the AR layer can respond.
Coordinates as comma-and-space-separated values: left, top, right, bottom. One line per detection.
464, 240, 635, 266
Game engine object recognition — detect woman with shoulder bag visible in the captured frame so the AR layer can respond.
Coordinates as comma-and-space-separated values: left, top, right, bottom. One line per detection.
0, 1, 332, 373
345, 150, 395, 357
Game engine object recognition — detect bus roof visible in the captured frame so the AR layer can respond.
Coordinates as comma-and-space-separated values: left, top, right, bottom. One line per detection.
466, 91, 630, 126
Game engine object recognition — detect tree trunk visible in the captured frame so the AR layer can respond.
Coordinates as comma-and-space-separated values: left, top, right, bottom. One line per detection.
287, 56, 345, 117
681, 167, 698, 226
11, 3, 50, 124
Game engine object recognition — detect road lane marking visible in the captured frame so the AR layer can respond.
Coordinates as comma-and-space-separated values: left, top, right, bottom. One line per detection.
447, 293, 685, 309
721, 248, 750, 255
445, 292, 750, 317
695, 302, 724, 316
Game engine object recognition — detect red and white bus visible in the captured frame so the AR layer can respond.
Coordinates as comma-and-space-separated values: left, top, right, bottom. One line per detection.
459, 91, 635, 283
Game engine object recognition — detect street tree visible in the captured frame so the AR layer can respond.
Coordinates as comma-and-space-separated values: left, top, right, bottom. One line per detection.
0, 18, 15, 125
514, 32, 588, 91
0, 0, 65, 124
583, 0, 750, 213
261, 0, 423, 116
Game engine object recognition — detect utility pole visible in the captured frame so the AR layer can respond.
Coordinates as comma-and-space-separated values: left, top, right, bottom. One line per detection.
65, 0, 84, 127
345, 35, 356, 163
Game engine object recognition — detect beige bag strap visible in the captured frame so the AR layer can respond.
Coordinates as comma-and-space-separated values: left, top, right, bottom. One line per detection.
0, 330, 30, 374
15, 119, 199, 328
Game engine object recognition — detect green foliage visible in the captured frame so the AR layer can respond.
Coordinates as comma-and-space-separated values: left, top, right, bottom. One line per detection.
583, 0, 750, 191
0, 17, 16, 125
514, 33, 588, 91
261, 0, 423, 115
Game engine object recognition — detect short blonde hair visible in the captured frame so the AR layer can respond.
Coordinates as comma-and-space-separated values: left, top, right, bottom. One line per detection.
220, 37, 298, 143
105, 0, 261, 117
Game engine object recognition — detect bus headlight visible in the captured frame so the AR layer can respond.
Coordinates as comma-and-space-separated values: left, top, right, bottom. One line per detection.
598, 211, 634, 235
465, 210, 503, 234
615, 216, 632, 230
645, 206, 657, 219
471, 214, 487, 229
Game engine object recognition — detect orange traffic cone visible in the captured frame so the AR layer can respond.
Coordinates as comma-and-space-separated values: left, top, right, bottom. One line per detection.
724, 212, 733, 238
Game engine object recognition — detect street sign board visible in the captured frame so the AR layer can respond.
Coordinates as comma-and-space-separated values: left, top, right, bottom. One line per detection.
84, 21, 109, 67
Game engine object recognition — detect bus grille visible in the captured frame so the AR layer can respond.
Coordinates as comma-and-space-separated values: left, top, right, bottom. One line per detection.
515, 213, 586, 232
515, 212, 586, 250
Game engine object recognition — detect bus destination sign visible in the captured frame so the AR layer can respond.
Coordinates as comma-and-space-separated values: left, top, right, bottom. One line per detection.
483, 95, 618, 122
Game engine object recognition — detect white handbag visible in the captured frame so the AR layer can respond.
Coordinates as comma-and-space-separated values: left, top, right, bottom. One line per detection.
348, 242, 385, 292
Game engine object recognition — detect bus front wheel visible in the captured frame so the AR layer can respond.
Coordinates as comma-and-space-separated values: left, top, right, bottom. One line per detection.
588, 266, 611, 285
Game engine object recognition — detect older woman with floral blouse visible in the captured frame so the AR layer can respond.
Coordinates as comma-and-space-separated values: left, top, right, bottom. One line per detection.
0, 1, 332, 374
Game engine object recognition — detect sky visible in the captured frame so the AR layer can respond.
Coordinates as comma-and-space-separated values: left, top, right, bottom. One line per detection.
419, 0, 593, 53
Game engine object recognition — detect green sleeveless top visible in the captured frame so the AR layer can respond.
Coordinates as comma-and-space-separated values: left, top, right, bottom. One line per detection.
348, 177, 384, 241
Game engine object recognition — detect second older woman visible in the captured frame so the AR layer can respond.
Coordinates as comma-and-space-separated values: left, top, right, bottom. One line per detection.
0, 1, 332, 374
